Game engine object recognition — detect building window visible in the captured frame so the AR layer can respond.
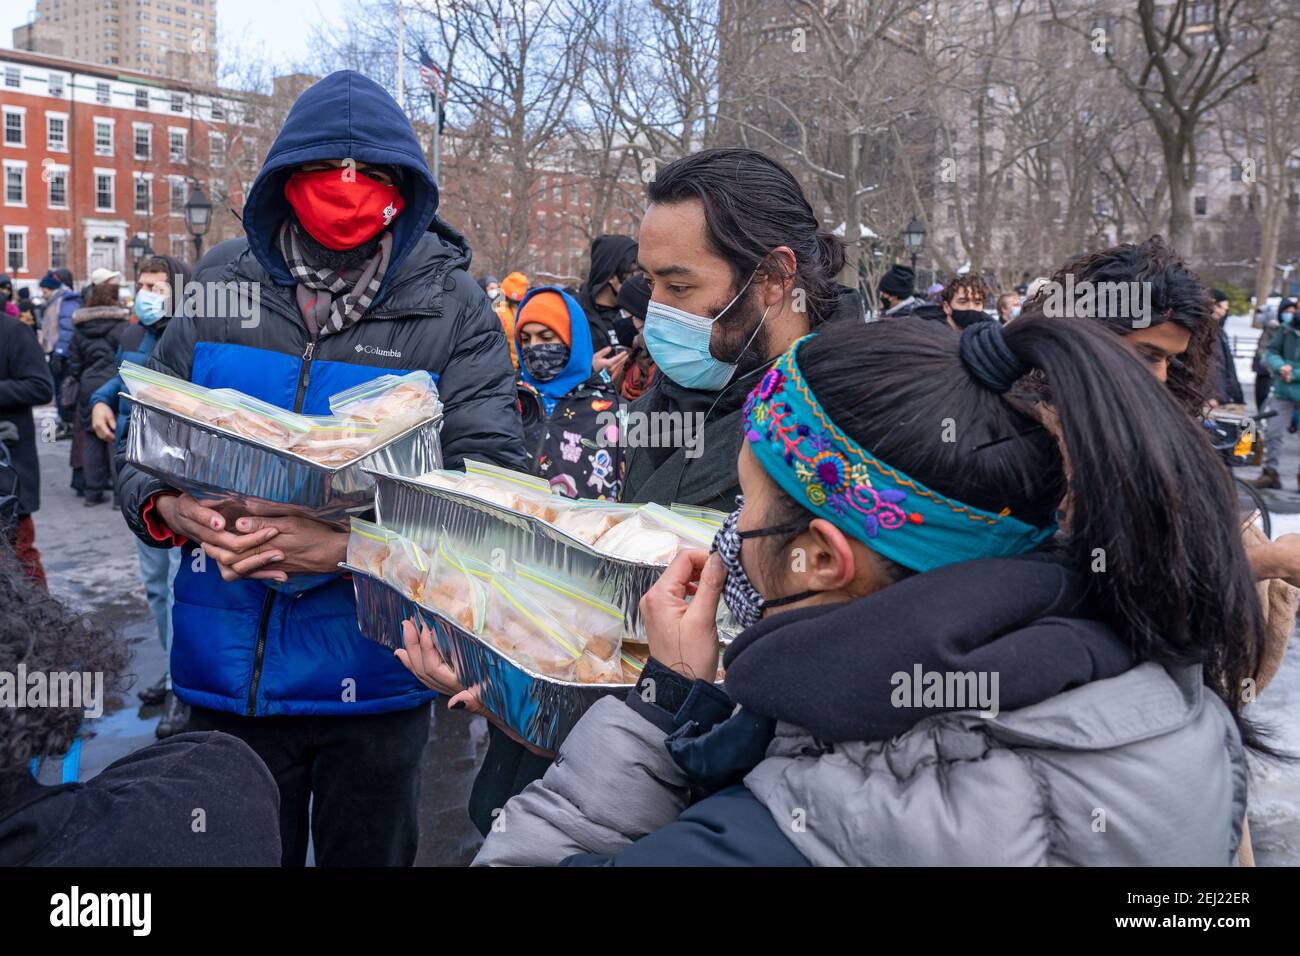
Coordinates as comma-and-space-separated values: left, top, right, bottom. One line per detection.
1231, 165, 1243, 182
209, 132, 224, 168
169, 177, 186, 215
3, 109, 25, 147
46, 114, 67, 151
3, 67, 19, 89
4, 163, 25, 205
48, 74, 64, 97
96, 81, 111, 104
136, 87, 150, 109
135, 176, 152, 214
48, 168, 68, 208
1195, 195, 1208, 216
134, 124, 152, 160
95, 119, 114, 156
49, 232, 68, 270
5, 230, 26, 274
170, 92, 184, 112
96, 172, 116, 211
210, 99, 224, 120
170, 236, 189, 259
168, 129, 186, 163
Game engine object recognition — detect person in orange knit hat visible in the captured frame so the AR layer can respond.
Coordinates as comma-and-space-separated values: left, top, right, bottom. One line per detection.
495, 271, 530, 369
512, 286, 623, 501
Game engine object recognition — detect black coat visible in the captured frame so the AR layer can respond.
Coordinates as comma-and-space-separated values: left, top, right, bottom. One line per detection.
66, 307, 129, 428
0, 316, 55, 515
619, 370, 752, 512
1215, 327, 1245, 405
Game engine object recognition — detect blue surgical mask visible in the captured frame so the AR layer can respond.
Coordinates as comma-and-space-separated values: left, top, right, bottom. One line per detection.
134, 288, 167, 326
642, 272, 768, 391
1009, 305, 1021, 321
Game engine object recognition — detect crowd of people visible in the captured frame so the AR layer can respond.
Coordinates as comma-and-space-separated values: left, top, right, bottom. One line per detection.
1, 69, 1296, 867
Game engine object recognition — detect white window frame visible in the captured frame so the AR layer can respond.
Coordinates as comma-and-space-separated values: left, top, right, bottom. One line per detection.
133, 122, 152, 160
209, 131, 225, 168
46, 163, 69, 209
135, 87, 150, 110
45, 111, 68, 152
95, 81, 111, 105
4, 227, 28, 274
95, 168, 117, 212
3, 160, 27, 207
134, 172, 154, 214
168, 127, 187, 163
48, 73, 64, 98
3, 106, 26, 148
3, 66, 19, 89
47, 228, 69, 271
168, 175, 186, 216
94, 117, 115, 156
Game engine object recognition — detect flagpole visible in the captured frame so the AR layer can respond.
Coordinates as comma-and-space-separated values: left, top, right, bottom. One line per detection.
432, 97, 441, 185
396, 1, 405, 106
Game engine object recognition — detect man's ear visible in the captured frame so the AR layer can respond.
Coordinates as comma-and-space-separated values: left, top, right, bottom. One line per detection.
759, 246, 798, 306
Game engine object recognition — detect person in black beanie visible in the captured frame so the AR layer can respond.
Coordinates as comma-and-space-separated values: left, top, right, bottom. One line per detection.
613, 272, 656, 401
877, 264, 920, 317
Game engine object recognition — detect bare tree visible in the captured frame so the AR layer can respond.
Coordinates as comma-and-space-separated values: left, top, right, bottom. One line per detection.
1052, 0, 1272, 257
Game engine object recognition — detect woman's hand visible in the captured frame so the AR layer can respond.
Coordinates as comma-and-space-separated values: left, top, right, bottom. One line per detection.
198, 514, 348, 583
395, 619, 556, 758
640, 549, 724, 681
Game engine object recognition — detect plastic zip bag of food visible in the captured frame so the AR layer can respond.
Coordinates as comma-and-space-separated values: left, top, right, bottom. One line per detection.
328, 371, 440, 444
547, 498, 637, 545
213, 391, 313, 450
461, 460, 560, 520
346, 517, 401, 579
422, 534, 489, 634
119, 361, 232, 425
670, 502, 728, 530
619, 647, 647, 683
414, 468, 467, 492
592, 503, 715, 565
289, 416, 381, 465
477, 575, 586, 681
381, 533, 433, 604
514, 564, 623, 661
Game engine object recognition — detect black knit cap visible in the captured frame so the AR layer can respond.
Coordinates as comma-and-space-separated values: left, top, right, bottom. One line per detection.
878, 264, 914, 299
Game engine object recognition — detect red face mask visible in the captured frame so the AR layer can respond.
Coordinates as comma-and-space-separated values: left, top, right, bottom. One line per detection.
283, 167, 405, 251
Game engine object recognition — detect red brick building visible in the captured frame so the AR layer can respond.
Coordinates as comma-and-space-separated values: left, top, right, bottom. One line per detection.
0, 47, 251, 285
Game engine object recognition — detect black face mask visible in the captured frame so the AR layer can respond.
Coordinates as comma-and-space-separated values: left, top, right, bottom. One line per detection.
521, 343, 570, 382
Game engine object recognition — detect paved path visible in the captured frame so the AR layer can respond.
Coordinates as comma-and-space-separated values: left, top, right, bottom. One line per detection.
29, 409, 486, 865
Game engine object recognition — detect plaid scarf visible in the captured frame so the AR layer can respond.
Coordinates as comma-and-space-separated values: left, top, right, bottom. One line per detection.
278, 219, 392, 337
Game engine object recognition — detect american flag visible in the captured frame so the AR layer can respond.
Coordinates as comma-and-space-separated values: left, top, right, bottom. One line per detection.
417, 45, 446, 102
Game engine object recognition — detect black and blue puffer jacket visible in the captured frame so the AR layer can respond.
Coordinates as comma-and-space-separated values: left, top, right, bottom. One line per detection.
116, 70, 526, 717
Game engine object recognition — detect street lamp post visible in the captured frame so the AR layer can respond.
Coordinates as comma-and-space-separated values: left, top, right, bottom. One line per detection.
184, 182, 212, 263
903, 217, 926, 284
127, 235, 147, 274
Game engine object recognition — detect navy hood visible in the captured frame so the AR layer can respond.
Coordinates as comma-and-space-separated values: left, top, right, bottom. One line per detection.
242, 70, 439, 294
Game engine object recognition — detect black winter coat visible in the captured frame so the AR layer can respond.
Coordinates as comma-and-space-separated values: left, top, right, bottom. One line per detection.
66, 307, 129, 428
0, 316, 54, 515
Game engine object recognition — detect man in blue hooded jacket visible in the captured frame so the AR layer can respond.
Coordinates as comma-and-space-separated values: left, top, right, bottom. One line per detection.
115, 71, 526, 866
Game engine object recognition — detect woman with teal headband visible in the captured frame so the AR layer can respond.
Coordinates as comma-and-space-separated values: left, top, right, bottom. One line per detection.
475, 312, 1271, 867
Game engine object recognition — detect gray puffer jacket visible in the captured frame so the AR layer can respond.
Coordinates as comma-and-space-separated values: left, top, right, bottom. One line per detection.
475, 556, 1247, 867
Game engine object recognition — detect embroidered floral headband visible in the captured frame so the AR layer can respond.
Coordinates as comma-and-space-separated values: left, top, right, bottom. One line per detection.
741, 334, 1057, 572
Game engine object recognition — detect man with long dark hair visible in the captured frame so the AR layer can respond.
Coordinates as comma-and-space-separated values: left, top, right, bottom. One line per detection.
621, 147, 846, 511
